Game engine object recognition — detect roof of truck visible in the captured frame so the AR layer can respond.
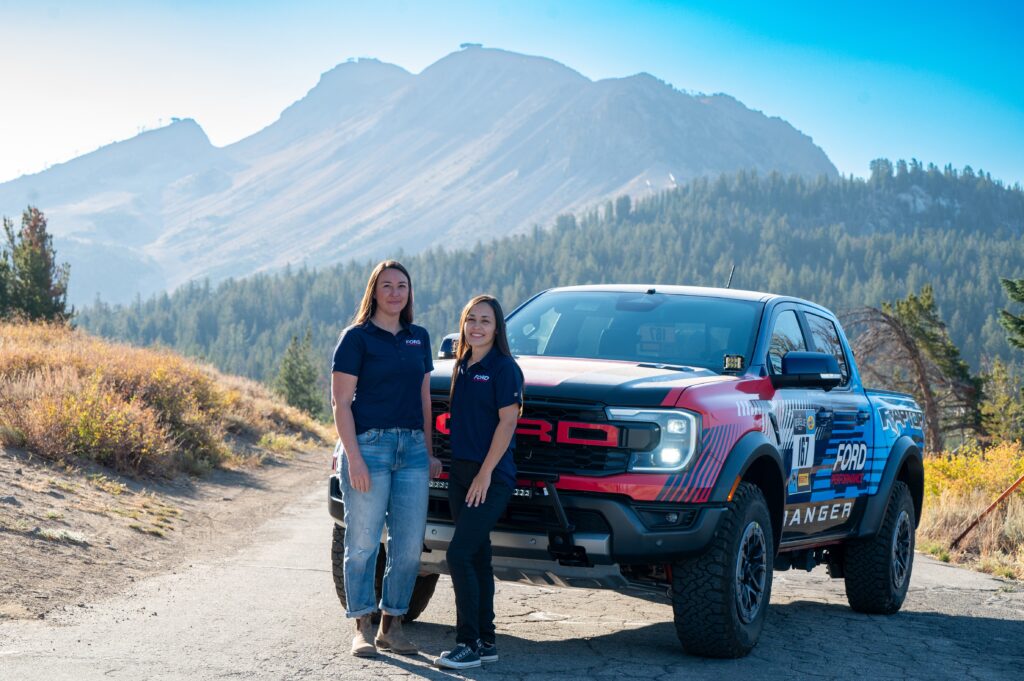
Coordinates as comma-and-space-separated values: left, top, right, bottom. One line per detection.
546, 284, 779, 303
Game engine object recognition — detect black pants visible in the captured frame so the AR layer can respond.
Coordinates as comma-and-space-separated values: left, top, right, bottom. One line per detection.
446, 459, 513, 646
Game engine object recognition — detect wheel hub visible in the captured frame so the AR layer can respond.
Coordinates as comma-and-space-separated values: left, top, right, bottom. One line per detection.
891, 509, 912, 590
734, 521, 767, 624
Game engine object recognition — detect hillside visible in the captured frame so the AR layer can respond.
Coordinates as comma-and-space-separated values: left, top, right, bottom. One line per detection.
0, 46, 835, 307
78, 163, 1024, 384
0, 322, 330, 475
0, 321, 333, 621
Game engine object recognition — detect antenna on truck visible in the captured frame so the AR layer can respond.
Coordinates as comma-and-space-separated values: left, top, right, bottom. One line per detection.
725, 265, 735, 289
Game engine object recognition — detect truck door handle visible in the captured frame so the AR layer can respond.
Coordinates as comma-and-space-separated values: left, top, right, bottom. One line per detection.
857, 410, 871, 424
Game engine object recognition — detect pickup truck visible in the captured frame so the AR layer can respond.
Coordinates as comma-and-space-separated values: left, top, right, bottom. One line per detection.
329, 284, 925, 658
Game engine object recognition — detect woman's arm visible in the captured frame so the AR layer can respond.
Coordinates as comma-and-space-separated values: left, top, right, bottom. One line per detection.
332, 372, 370, 492
464, 403, 520, 507
422, 373, 442, 479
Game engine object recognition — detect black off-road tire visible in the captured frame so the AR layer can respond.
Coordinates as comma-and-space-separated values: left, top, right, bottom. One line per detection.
330, 524, 438, 623
404, 573, 440, 622
671, 482, 774, 658
843, 481, 915, 614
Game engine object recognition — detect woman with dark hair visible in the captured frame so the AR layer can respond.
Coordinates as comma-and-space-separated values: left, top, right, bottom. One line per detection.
435, 295, 523, 670
332, 260, 442, 657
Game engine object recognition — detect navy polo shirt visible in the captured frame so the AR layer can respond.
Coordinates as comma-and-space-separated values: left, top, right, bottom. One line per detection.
449, 348, 523, 489
332, 321, 433, 434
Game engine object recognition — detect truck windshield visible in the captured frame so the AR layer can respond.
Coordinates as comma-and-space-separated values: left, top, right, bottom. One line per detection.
506, 291, 763, 373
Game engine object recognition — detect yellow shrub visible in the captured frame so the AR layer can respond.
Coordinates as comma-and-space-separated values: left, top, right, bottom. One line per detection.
924, 442, 1024, 498
920, 442, 1024, 580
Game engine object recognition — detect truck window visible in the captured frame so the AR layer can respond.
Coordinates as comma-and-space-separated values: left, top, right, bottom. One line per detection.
805, 312, 850, 385
506, 290, 762, 372
767, 309, 806, 374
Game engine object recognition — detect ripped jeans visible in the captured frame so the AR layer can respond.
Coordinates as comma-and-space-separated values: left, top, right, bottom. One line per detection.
339, 427, 429, 618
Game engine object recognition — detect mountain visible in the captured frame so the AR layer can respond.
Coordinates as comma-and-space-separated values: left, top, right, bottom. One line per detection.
0, 46, 837, 306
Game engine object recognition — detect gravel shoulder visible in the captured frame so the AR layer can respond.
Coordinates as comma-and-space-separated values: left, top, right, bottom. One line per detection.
0, 445, 329, 621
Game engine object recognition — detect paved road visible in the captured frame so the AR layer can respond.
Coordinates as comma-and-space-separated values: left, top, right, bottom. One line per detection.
2, 484, 1023, 680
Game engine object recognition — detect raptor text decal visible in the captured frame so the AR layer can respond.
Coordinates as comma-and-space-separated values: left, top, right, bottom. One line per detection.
880, 408, 923, 434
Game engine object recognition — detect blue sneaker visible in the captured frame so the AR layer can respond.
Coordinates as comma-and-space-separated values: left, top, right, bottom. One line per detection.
435, 643, 481, 669
477, 640, 498, 662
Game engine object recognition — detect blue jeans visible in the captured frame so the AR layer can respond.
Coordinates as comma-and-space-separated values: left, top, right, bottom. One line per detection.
339, 427, 429, 618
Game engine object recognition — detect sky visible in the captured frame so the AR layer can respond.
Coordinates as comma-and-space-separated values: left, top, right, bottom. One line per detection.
1, 0, 1022, 185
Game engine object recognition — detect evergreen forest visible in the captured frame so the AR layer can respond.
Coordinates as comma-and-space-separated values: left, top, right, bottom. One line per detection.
78, 160, 1024, 404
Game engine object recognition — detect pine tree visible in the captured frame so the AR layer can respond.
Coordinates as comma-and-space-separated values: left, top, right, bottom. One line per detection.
999, 278, 1024, 350
0, 239, 11, 319
274, 330, 323, 417
2, 207, 71, 322
847, 285, 983, 452
980, 359, 1024, 443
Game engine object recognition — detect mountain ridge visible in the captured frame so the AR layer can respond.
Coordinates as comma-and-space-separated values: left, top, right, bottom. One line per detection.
0, 46, 837, 305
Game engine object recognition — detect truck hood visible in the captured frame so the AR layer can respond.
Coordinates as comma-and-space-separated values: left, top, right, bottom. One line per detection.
431, 355, 734, 407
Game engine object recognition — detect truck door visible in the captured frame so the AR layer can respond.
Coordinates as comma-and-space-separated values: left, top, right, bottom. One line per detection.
805, 311, 873, 505
764, 307, 840, 543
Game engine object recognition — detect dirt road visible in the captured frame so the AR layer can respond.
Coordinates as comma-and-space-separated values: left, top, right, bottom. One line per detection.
2, 481, 1022, 680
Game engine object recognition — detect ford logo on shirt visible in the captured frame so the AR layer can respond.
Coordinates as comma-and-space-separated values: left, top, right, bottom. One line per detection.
405, 339, 422, 346
473, 375, 490, 382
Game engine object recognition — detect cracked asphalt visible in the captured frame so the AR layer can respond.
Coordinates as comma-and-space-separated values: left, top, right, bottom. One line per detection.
2, 484, 1022, 680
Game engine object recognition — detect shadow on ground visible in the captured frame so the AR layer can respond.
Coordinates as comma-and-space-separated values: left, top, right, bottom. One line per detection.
366, 599, 1024, 679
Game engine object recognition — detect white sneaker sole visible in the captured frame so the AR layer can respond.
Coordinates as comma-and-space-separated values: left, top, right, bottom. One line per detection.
435, 656, 482, 669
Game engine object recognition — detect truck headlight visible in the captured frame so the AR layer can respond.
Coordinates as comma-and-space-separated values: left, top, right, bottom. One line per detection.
606, 408, 700, 472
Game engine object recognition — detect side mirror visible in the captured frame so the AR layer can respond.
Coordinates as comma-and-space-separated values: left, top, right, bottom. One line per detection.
437, 333, 459, 359
771, 351, 843, 391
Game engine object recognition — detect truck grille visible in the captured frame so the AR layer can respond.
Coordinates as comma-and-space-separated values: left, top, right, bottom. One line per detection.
431, 398, 630, 477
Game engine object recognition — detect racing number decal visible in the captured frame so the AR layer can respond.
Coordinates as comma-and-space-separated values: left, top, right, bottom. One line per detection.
791, 411, 816, 471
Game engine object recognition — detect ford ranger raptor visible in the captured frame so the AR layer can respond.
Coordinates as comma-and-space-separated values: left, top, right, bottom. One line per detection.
329, 285, 925, 658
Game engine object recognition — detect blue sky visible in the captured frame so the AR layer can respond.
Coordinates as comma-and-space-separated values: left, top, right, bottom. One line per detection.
2, 0, 1021, 184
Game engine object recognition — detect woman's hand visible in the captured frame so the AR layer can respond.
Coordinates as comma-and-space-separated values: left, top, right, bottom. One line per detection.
465, 469, 492, 507
347, 454, 371, 493
428, 455, 443, 479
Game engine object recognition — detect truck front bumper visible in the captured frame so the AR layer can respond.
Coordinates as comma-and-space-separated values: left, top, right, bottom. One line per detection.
328, 476, 727, 582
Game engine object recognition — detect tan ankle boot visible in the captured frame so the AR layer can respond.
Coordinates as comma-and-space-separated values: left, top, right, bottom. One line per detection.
351, 615, 377, 657
376, 614, 418, 654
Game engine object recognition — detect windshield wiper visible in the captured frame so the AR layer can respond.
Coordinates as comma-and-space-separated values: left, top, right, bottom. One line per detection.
636, 362, 698, 372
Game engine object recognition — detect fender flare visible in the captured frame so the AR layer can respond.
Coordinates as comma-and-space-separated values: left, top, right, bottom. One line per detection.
707, 430, 787, 551
856, 435, 923, 537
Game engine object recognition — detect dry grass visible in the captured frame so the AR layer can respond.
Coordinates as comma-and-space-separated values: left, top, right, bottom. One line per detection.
920, 441, 1024, 580
0, 322, 331, 477
35, 527, 89, 545
257, 431, 306, 455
